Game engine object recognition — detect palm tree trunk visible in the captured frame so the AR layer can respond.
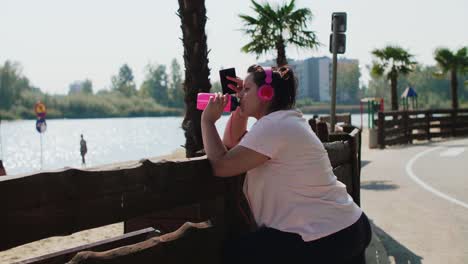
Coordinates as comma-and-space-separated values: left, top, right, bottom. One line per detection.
275, 38, 288, 66
450, 70, 459, 109
178, 0, 211, 158
390, 74, 398, 111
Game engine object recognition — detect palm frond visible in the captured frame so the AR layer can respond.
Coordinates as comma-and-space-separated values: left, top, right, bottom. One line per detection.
456, 47, 468, 70
239, 0, 319, 60
371, 63, 385, 78
239, 14, 259, 26
434, 47, 454, 71
455, 46, 467, 58
371, 46, 416, 76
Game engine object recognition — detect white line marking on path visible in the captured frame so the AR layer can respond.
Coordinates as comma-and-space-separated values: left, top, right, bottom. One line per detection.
406, 146, 468, 210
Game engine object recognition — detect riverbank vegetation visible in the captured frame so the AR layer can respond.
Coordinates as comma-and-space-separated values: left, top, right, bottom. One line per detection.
0, 55, 466, 120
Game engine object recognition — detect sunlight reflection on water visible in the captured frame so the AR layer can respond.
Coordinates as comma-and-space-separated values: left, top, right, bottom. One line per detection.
0, 113, 366, 176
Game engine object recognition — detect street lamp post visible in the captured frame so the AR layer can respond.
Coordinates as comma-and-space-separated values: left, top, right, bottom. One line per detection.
330, 12, 347, 132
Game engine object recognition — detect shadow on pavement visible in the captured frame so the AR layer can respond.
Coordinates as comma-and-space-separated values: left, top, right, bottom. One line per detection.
361, 180, 399, 191
371, 221, 423, 264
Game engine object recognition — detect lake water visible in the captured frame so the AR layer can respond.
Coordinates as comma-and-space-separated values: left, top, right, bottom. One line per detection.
0, 113, 368, 176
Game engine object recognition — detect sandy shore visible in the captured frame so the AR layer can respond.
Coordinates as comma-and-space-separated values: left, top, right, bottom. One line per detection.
0, 148, 187, 264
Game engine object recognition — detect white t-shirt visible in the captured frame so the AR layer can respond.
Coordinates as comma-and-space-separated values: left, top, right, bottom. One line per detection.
238, 109, 362, 242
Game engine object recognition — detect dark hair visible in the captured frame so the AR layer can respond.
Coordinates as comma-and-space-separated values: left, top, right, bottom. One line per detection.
247, 64, 297, 112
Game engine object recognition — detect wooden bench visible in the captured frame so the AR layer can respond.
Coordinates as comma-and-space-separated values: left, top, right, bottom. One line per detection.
1, 128, 362, 264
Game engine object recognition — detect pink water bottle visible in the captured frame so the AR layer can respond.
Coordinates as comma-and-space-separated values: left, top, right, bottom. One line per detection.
197, 93, 239, 112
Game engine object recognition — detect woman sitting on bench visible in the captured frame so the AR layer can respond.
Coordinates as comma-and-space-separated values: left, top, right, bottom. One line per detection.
201, 65, 371, 263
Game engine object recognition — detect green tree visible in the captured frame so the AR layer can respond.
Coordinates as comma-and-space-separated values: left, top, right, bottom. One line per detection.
140, 63, 169, 105
337, 60, 361, 104
0, 61, 30, 110
68, 79, 93, 95
178, 0, 212, 157
371, 46, 417, 110
366, 64, 464, 109
394, 65, 451, 109
111, 64, 137, 97
433, 47, 468, 109
168, 59, 184, 108
239, 0, 319, 66
81, 79, 93, 94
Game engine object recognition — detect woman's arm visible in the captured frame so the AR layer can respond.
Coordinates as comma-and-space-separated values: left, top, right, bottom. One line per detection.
202, 94, 268, 177
223, 107, 248, 149
222, 75, 248, 149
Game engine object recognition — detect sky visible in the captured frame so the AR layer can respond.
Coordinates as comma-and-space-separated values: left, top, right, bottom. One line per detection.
1, 0, 467, 94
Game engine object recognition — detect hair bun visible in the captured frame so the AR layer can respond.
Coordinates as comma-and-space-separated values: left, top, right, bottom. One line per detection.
278, 66, 292, 80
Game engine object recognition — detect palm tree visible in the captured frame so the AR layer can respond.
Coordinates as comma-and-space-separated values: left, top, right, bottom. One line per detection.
178, 0, 212, 158
239, 0, 319, 66
371, 46, 417, 110
433, 47, 468, 109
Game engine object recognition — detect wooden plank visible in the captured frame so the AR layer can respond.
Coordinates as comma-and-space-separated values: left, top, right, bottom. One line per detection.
406, 109, 430, 115
430, 131, 452, 138
454, 120, 468, 127
409, 120, 427, 127
455, 130, 468, 136
385, 136, 407, 146
0, 159, 226, 251
328, 132, 350, 142
411, 133, 430, 140
319, 113, 352, 124
378, 112, 385, 148
385, 127, 405, 135
383, 119, 402, 128
316, 122, 329, 142
323, 141, 351, 167
334, 163, 353, 198
431, 116, 451, 122
410, 124, 428, 130
66, 221, 223, 264
349, 129, 361, 206
18, 228, 159, 264
432, 109, 457, 114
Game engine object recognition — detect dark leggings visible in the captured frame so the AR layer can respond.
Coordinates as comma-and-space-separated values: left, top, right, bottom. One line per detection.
224, 213, 372, 264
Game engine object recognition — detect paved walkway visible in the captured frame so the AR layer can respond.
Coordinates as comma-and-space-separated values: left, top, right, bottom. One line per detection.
360, 134, 468, 264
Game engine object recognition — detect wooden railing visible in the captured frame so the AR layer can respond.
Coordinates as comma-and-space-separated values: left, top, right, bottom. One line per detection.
377, 109, 468, 148
0, 127, 361, 264
317, 113, 352, 125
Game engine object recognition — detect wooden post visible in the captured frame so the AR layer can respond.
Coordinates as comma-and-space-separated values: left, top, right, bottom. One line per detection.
316, 121, 329, 142
378, 112, 385, 149
426, 110, 432, 141
308, 118, 317, 133
348, 129, 361, 206
403, 111, 411, 144
451, 109, 457, 137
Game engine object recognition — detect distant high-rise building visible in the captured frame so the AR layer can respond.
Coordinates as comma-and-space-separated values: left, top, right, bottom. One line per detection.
301, 57, 331, 101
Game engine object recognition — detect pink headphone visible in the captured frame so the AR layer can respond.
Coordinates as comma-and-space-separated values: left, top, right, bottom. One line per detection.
257, 67, 274, 101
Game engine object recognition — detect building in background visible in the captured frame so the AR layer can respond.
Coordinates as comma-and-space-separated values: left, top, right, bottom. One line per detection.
301, 57, 331, 101
259, 57, 359, 103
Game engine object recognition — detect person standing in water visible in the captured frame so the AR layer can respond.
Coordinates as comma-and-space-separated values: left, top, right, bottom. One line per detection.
80, 134, 87, 165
